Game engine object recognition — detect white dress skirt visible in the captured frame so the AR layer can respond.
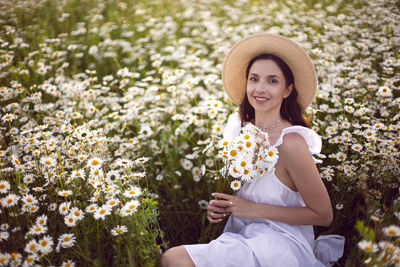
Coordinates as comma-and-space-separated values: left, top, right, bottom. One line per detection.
183, 114, 345, 267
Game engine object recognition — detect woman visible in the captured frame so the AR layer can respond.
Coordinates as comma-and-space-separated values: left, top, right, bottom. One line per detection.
160, 33, 344, 267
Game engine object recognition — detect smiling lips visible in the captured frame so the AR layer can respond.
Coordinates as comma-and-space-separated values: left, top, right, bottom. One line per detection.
254, 96, 269, 103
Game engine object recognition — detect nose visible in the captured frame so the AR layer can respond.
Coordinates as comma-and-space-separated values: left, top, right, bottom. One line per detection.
255, 80, 267, 93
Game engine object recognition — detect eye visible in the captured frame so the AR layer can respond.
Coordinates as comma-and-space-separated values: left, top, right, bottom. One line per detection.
249, 77, 257, 81
269, 79, 278, 84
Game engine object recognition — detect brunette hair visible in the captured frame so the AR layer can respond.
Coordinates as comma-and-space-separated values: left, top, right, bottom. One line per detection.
239, 54, 310, 127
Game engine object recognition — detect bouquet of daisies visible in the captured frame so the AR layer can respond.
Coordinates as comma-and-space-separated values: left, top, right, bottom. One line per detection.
215, 123, 279, 192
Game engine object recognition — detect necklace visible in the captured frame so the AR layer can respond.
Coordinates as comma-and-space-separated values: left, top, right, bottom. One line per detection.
258, 119, 281, 132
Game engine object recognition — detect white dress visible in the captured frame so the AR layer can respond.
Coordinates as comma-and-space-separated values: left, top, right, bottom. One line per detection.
184, 113, 345, 267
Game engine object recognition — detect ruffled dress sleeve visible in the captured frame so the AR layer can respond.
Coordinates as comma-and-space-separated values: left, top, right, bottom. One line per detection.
223, 112, 241, 140
273, 126, 323, 164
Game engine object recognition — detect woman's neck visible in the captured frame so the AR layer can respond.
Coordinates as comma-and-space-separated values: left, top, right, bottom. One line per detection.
254, 110, 283, 130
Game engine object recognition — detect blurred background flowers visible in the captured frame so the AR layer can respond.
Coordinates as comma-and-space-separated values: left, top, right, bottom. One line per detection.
0, 0, 399, 265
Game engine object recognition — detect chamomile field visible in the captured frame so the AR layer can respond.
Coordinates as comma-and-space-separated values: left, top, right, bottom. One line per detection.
0, 0, 399, 266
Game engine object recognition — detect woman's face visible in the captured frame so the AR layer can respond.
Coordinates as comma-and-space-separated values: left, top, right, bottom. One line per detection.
246, 59, 292, 115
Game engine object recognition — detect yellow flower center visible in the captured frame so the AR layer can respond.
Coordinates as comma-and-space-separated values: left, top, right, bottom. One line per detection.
99, 209, 106, 214
41, 240, 48, 246
116, 228, 123, 233
63, 236, 71, 242
268, 151, 274, 157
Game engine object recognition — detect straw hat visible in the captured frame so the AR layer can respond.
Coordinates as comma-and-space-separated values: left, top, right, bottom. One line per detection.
222, 32, 317, 110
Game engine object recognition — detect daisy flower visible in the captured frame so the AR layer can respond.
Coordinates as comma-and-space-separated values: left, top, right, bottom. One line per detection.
377, 86, 392, 97
123, 186, 142, 198
9, 252, 22, 266
85, 204, 98, 213
198, 200, 208, 210
38, 235, 54, 255
264, 146, 279, 163
21, 194, 38, 206
351, 143, 363, 152
106, 170, 120, 182
93, 204, 112, 220
48, 203, 57, 211
23, 254, 39, 266
227, 147, 239, 160
121, 200, 140, 216
0, 223, 8, 231
115, 158, 134, 169
230, 180, 242, 191
58, 202, 71, 215
205, 158, 214, 167
193, 175, 201, 182
335, 152, 346, 161
23, 174, 35, 184
0, 181, 10, 194
24, 239, 38, 254
0, 231, 9, 241
1, 113, 17, 122
40, 156, 57, 168
1, 193, 20, 208
383, 225, 400, 237
64, 213, 77, 227
28, 224, 48, 236
181, 158, 193, 170
71, 169, 85, 179
69, 207, 84, 220
228, 163, 243, 178
58, 190, 73, 197
335, 203, 344, 210
58, 233, 76, 248
61, 260, 75, 267
0, 253, 9, 266
111, 225, 128, 236
71, 111, 82, 120
358, 239, 378, 253
106, 198, 120, 207
87, 157, 103, 169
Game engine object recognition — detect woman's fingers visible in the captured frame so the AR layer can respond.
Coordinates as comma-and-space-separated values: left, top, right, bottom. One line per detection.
211, 192, 232, 200
207, 210, 228, 224
209, 199, 232, 208
208, 200, 229, 211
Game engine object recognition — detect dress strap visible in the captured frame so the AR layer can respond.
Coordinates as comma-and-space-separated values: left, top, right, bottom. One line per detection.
273, 126, 323, 163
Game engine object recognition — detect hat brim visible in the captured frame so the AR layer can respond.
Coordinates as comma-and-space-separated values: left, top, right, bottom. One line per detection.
222, 33, 317, 110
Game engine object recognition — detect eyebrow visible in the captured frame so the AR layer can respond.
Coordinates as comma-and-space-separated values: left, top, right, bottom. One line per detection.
249, 73, 281, 79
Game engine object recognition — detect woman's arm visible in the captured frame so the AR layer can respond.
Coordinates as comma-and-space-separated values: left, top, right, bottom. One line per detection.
211, 133, 333, 226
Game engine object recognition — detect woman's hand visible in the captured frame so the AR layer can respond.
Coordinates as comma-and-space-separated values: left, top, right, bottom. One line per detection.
207, 196, 229, 224
207, 192, 256, 223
